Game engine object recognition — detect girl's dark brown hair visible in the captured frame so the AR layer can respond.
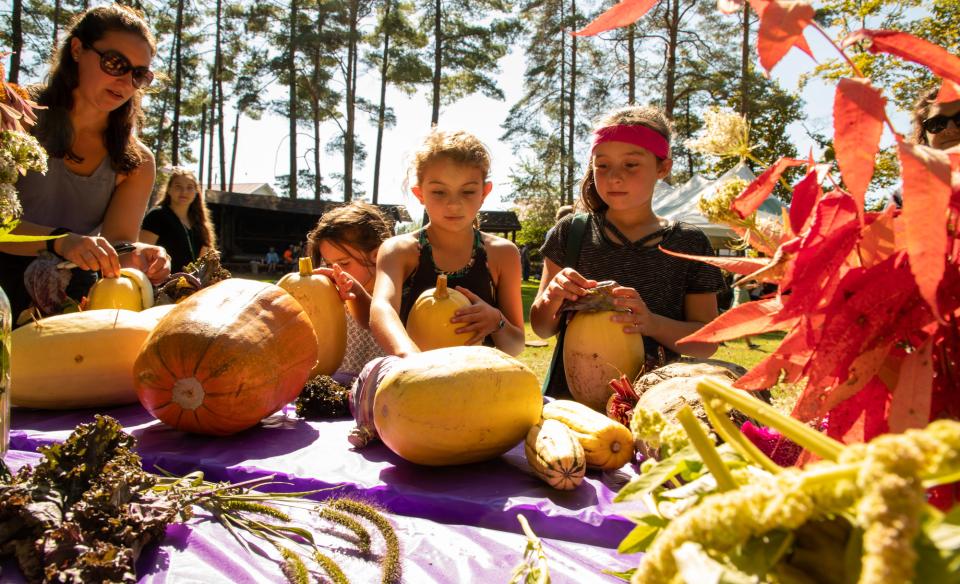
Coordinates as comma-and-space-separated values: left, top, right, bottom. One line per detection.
909, 85, 941, 146
32, 4, 156, 174
578, 105, 672, 213
307, 202, 393, 268
156, 167, 217, 249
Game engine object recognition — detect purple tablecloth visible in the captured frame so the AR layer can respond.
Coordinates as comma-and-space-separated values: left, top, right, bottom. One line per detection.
1, 449, 640, 583
10, 404, 645, 550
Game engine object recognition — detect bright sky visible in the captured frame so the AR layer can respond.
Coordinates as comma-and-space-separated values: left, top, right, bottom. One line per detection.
201, 28, 869, 218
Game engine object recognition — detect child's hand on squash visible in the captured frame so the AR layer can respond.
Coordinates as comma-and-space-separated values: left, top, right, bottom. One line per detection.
543, 268, 596, 313
452, 286, 506, 345
611, 286, 655, 335
314, 264, 359, 302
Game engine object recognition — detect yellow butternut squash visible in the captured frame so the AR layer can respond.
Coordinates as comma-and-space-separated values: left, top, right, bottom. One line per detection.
10, 309, 155, 408
405, 274, 471, 351
276, 257, 347, 376
373, 346, 542, 466
542, 400, 634, 470
525, 419, 586, 490
563, 310, 645, 411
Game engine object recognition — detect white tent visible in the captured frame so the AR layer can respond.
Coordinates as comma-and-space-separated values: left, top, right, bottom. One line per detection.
654, 162, 785, 250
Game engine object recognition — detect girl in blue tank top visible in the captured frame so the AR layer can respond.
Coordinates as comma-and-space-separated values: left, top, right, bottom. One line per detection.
370, 129, 525, 357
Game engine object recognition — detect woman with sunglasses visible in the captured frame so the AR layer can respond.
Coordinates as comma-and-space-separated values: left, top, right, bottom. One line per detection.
0, 5, 170, 321
911, 83, 960, 151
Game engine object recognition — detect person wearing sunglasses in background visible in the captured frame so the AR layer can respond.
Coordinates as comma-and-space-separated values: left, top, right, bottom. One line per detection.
911, 83, 960, 151
0, 5, 170, 321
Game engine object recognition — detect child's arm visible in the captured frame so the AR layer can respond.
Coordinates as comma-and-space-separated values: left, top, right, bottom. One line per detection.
529, 258, 597, 339
451, 237, 525, 356
369, 236, 420, 357
315, 265, 372, 328
611, 287, 719, 358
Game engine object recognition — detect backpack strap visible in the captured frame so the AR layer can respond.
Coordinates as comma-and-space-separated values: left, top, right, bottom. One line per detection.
541, 213, 590, 395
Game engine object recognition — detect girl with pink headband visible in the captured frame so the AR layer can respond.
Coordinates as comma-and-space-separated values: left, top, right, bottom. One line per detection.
530, 105, 724, 403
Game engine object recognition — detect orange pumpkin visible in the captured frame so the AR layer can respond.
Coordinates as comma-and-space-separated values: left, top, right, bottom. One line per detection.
133, 279, 318, 435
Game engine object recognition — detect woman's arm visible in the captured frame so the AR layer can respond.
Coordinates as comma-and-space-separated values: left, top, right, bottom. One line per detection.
529, 258, 596, 339
452, 237, 525, 356
369, 236, 420, 357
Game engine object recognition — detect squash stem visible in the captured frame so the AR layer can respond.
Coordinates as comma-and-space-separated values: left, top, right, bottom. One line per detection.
435, 274, 449, 299
676, 406, 737, 492
298, 257, 313, 276
696, 378, 845, 462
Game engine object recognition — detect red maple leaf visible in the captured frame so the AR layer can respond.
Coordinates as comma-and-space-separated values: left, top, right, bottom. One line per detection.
788, 168, 823, 234
573, 0, 659, 37
679, 297, 793, 344
833, 78, 886, 211
898, 142, 952, 320
734, 323, 813, 390
733, 157, 806, 218
749, 0, 815, 73
939, 80, 960, 103
888, 337, 934, 432
844, 30, 960, 87
821, 377, 891, 444
657, 247, 782, 280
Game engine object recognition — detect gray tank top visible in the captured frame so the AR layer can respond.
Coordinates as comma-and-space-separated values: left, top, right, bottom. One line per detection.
16, 156, 117, 235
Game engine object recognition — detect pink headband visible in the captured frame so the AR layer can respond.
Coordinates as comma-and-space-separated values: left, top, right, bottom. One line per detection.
591, 125, 670, 159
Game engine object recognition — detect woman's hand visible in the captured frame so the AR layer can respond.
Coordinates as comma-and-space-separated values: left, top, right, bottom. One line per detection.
543, 268, 596, 309
55, 233, 121, 277
611, 286, 656, 335
123, 242, 171, 283
452, 286, 506, 345
315, 264, 358, 301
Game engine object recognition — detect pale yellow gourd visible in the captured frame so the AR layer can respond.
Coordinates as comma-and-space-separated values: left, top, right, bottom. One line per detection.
525, 418, 586, 490
541, 400, 635, 471
563, 310, 645, 411
405, 274, 472, 351
373, 346, 542, 466
86, 267, 154, 311
10, 309, 156, 408
276, 257, 347, 376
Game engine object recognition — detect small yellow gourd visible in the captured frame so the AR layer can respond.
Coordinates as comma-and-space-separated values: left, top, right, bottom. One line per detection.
276, 257, 347, 376
542, 400, 635, 470
405, 274, 472, 351
563, 310, 645, 411
525, 418, 586, 490
86, 267, 154, 311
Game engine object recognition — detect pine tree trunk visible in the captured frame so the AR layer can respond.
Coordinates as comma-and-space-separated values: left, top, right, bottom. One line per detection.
52, 0, 62, 49
288, 0, 299, 199
313, 100, 321, 199
372, 0, 393, 205
627, 25, 636, 105
198, 106, 206, 186
216, 0, 226, 191
558, 0, 566, 204
740, 1, 750, 116
9, 0, 22, 83
431, 0, 442, 125
663, 0, 679, 118
171, 0, 185, 165
229, 109, 240, 192
344, 0, 359, 202
566, 0, 577, 206
207, 96, 215, 189
152, 39, 177, 165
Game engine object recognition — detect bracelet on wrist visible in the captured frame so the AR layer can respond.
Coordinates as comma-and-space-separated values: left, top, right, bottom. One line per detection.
46, 227, 71, 258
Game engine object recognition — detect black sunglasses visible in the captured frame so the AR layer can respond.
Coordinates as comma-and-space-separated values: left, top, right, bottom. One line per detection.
922, 111, 960, 135
83, 43, 154, 89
